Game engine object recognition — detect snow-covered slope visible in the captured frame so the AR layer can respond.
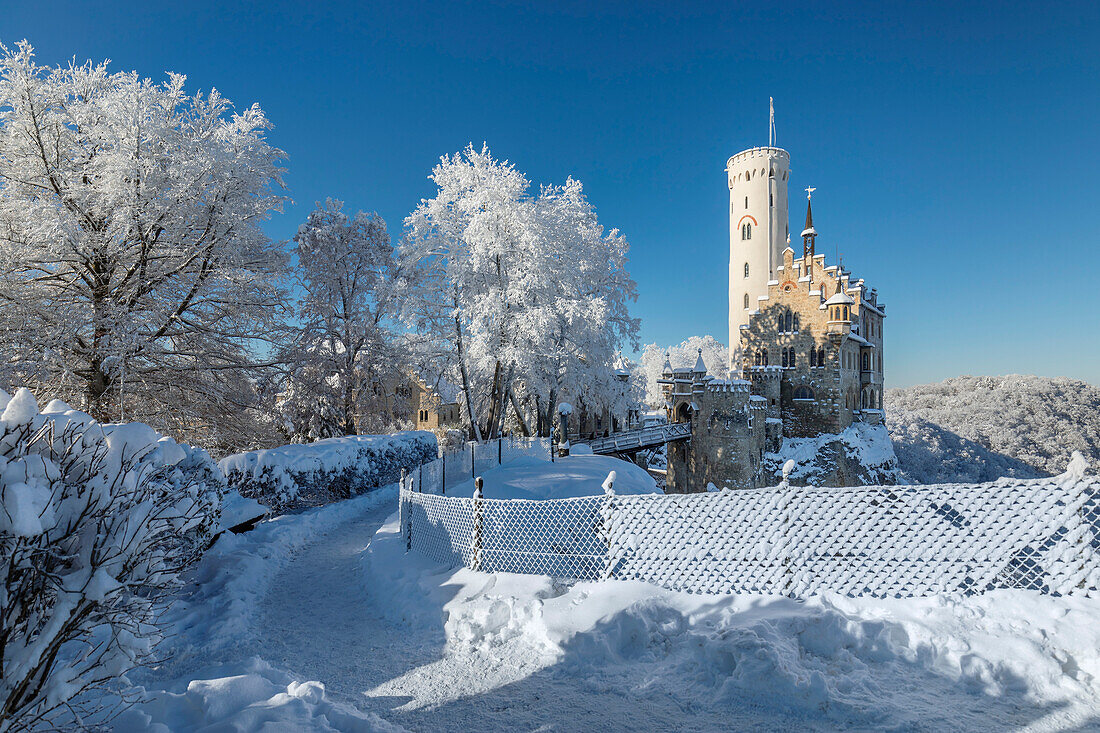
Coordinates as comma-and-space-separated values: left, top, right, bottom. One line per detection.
887, 375, 1100, 483
763, 422, 902, 487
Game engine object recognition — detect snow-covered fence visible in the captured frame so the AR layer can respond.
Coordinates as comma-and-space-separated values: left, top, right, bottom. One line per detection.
414, 437, 553, 495
221, 432, 438, 510
399, 457, 1100, 598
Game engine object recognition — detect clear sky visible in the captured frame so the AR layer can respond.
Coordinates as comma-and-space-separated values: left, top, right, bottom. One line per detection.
6, 1, 1099, 387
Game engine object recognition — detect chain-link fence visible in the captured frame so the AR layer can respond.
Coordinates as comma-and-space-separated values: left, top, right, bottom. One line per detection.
399, 462, 1100, 598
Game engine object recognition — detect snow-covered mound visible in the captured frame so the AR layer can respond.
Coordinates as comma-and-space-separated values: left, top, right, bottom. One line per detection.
367, 509, 1100, 730
763, 422, 902, 486
448, 453, 660, 499
887, 375, 1100, 483
220, 431, 437, 510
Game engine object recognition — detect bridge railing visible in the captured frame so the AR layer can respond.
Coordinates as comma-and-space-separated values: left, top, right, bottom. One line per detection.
583, 422, 691, 454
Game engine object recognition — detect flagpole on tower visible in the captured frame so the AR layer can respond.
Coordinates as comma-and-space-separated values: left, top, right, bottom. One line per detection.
769, 97, 775, 147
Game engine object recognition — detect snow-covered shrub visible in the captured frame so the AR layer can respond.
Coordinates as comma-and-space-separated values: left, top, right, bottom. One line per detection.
0, 388, 222, 730
220, 432, 437, 511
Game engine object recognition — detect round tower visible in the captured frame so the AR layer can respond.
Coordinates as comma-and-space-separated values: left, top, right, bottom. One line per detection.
727, 146, 790, 373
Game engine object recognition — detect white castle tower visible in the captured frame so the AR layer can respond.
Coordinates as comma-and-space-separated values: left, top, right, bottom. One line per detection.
727, 99, 790, 373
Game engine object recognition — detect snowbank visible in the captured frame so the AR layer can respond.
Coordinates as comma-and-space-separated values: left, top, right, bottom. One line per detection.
446, 453, 660, 499
220, 431, 437, 510
367, 508, 1100, 730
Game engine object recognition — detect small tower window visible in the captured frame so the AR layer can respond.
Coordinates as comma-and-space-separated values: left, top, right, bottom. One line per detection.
843, 305, 849, 320
744, 196, 748, 209
744, 262, 749, 278
762, 348, 768, 366
809, 347, 817, 368
745, 223, 751, 239
770, 193, 773, 206
743, 293, 750, 309
818, 346, 825, 366
794, 386, 815, 400
793, 313, 800, 332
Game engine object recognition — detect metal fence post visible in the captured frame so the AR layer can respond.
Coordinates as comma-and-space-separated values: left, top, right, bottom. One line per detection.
498, 436, 502, 465
471, 443, 475, 480
600, 471, 617, 580
471, 477, 484, 571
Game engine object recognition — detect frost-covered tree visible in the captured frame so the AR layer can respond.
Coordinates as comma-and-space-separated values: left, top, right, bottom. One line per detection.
887, 375, 1100, 482
400, 145, 639, 440
276, 200, 408, 441
0, 388, 221, 730
638, 336, 729, 407
0, 42, 287, 447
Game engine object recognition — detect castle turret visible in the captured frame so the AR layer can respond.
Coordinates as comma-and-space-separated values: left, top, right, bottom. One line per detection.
727, 125, 790, 374
825, 275, 855, 339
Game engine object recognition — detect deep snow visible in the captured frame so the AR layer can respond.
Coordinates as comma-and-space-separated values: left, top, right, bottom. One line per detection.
99, 453, 1100, 731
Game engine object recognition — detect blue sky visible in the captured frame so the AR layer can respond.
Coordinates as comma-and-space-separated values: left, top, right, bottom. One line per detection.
6, 1, 1099, 387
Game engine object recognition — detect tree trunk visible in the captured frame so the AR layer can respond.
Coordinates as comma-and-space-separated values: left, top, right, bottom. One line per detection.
454, 299, 482, 442
509, 389, 531, 436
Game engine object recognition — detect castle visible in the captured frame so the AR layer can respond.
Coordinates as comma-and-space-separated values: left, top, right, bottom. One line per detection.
662, 134, 886, 492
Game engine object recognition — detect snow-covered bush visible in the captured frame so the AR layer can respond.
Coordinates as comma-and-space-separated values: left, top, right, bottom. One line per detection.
220, 432, 437, 511
0, 388, 222, 730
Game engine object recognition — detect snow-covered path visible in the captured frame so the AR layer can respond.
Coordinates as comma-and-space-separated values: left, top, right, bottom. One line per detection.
258, 500, 747, 731
250, 496, 1100, 732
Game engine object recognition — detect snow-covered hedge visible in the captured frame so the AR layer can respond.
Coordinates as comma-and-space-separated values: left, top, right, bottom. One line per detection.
0, 388, 222, 730
220, 431, 438, 510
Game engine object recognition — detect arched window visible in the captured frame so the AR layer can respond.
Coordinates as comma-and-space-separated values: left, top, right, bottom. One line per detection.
817, 347, 825, 367
762, 348, 768, 366
745, 222, 751, 239
784, 311, 793, 333
743, 292, 750, 309
809, 347, 817, 367
862, 352, 869, 371
744, 262, 750, 278
744, 196, 749, 208
788, 348, 796, 368
843, 306, 849, 321
781, 348, 787, 368
793, 386, 815, 400
793, 314, 800, 332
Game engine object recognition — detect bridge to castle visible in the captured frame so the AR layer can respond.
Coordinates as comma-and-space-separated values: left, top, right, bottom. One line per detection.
573, 421, 691, 461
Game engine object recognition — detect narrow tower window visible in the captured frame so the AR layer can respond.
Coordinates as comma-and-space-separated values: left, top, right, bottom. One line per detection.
743, 293, 749, 309
744, 262, 750, 278
745, 223, 751, 239
744, 196, 748, 209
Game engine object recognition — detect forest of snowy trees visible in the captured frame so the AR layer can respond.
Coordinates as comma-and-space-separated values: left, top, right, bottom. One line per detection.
0, 44, 642, 454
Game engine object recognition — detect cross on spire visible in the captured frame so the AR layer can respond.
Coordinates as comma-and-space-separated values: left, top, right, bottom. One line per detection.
805, 186, 816, 200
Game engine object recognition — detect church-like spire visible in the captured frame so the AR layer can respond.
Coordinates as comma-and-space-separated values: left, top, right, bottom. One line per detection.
801, 186, 817, 269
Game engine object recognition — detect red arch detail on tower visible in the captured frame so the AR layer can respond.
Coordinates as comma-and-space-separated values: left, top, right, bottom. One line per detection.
737, 214, 759, 228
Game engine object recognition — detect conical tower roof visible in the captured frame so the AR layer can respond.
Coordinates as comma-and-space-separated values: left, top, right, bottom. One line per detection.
693, 348, 707, 373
